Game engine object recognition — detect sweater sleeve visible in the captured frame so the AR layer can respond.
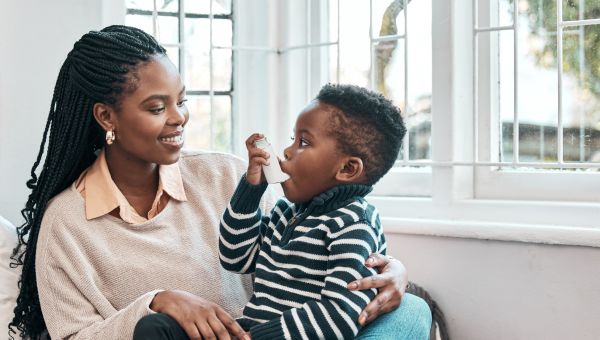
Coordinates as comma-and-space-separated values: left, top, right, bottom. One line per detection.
36, 215, 161, 340
249, 221, 382, 340
219, 175, 279, 274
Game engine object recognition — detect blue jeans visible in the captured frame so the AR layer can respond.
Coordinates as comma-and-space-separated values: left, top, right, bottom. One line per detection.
356, 293, 432, 340
134, 293, 431, 340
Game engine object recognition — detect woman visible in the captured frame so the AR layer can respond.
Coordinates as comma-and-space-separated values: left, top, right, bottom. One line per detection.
9, 26, 431, 340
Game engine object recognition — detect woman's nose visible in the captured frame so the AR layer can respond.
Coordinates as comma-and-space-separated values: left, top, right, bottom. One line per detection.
168, 104, 188, 126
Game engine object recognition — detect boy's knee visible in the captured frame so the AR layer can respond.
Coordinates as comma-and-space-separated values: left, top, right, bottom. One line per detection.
133, 313, 183, 340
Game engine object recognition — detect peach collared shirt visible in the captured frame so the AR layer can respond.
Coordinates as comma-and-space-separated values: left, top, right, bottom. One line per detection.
75, 150, 187, 224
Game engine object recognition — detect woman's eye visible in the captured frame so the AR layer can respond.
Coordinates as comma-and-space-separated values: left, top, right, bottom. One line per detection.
149, 107, 165, 114
177, 99, 188, 107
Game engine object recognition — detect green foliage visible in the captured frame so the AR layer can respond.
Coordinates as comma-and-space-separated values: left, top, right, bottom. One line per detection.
524, 0, 600, 97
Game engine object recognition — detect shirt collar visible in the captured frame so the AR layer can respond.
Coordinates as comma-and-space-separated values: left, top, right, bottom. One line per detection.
81, 150, 187, 221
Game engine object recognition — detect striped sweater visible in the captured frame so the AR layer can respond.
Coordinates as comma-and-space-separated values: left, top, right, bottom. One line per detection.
219, 176, 386, 340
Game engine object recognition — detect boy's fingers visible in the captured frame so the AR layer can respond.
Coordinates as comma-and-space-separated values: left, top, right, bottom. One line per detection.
245, 133, 264, 148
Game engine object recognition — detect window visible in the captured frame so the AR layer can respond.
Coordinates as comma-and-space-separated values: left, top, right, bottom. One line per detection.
125, 0, 234, 152
475, 0, 600, 201
122, 1, 600, 244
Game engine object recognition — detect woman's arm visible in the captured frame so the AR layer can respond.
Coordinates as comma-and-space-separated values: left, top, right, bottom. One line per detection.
347, 253, 409, 325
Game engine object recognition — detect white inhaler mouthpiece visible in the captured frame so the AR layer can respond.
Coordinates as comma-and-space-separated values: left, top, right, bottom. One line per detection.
255, 138, 290, 184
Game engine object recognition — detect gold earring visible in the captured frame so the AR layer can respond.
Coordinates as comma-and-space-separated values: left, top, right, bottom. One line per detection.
106, 129, 115, 145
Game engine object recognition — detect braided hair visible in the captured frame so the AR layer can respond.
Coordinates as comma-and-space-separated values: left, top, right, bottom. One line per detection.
9, 25, 166, 340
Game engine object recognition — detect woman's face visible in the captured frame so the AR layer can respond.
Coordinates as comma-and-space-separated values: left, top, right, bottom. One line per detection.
111, 55, 189, 165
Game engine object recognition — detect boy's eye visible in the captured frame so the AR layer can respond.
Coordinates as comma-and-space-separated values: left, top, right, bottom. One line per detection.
299, 138, 309, 147
177, 99, 188, 107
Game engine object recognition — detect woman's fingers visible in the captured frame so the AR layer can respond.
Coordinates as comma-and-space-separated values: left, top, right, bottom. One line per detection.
181, 322, 202, 340
216, 308, 248, 340
364, 253, 390, 268
207, 314, 231, 340
196, 320, 217, 340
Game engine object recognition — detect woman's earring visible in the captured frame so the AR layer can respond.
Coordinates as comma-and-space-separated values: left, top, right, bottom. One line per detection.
106, 129, 115, 145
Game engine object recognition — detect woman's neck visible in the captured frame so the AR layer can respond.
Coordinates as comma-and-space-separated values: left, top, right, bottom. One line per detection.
104, 147, 160, 199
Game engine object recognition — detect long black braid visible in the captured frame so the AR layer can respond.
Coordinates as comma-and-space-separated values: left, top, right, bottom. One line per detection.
9, 25, 166, 340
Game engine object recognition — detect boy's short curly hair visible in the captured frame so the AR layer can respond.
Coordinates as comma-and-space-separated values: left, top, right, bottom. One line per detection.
317, 84, 406, 185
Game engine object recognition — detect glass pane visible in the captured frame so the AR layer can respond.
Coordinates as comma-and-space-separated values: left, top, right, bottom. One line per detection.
184, 95, 232, 151
125, 14, 154, 36
185, 96, 211, 150
126, 0, 178, 12
213, 96, 232, 152
184, 18, 232, 91
186, 0, 231, 15
406, 0, 431, 161
337, 0, 370, 87
165, 47, 180, 70
562, 24, 600, 162
156, 15, 179, 44
563, 0, 599, 21
496, 30, 516, 163
476, 0, 514, 27
371, 0, 406, 38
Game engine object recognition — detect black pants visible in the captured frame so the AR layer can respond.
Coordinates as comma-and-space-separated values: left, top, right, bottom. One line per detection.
133, 313, 189, 340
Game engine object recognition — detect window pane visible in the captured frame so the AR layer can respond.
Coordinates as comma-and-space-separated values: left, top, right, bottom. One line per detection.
337, 0, 370, 87
184, 95, 231, 151
165, 47, 180, 70
184, 19, 232, 91
562, 24, 600, 162
562, 0, 599, 21
125, 14, 153, 35
185, 0, 231, 15
185, 96, 211, 150
371, 0, 406, 37
156, 15, 179, 44
126, 0, 178, 12
213, 96, 232, 152
406, 0, 431, 160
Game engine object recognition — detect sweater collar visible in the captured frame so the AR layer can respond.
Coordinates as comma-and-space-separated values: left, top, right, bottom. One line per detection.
297, 184, 373, 216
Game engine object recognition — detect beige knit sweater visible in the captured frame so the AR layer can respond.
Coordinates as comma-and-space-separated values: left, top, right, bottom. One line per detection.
36, 151, 275, 340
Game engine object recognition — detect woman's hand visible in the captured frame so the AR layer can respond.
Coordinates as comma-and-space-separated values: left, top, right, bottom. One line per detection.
245, 133, 268, 186
347, 253, 408, 326
150, 290, 249, 340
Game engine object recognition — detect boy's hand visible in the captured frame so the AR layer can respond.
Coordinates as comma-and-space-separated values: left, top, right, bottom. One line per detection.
245, 133, 269, 185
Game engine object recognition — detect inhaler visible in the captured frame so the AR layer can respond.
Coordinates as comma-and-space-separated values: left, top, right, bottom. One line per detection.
255, 138, 290, 184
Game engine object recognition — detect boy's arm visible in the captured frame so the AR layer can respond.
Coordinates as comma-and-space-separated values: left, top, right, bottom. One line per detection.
249, 221, 383, 340
219, 175, 280, 274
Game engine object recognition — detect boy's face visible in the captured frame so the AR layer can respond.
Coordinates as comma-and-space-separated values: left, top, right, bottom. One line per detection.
280, 101, 346, 203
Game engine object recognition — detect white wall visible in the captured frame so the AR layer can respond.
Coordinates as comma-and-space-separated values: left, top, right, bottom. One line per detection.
0, 0, 123, 225
388, 233, 600, 340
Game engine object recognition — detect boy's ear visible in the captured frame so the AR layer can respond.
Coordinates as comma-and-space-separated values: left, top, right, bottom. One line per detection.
92, 102, 116, 131
335, 157, 365, 183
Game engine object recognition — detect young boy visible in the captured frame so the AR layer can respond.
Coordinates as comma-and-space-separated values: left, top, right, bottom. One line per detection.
219, 84, 406, 340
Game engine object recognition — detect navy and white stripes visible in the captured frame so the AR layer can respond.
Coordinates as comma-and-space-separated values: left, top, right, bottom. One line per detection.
219, 176, 386, 340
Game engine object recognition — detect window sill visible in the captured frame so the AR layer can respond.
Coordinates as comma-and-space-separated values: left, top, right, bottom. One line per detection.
369, 196, 600, 248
